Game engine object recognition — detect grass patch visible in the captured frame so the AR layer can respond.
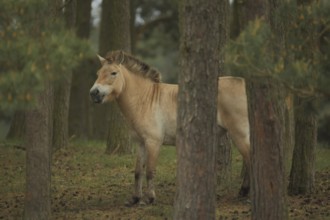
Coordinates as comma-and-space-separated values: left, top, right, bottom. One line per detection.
316, 145, 330, 171
0, 140, 329, 219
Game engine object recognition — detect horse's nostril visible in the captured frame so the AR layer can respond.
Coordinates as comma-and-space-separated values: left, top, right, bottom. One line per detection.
90, 89, 99, 96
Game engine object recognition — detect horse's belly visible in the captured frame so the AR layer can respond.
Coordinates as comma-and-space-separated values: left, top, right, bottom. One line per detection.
162, 119, 176, 145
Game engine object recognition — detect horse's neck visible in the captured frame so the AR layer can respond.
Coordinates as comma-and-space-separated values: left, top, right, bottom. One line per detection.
116, 73, 156, 123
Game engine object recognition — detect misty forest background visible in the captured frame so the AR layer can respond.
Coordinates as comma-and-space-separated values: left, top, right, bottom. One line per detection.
1, 0, 330, 219
1, 0, 330, 144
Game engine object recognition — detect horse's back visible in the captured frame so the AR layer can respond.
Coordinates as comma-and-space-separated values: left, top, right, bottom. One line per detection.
152, 77, 249, 147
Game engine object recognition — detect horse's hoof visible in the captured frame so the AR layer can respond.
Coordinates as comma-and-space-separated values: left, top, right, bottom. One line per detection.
148, 197, 155, 204
125, 196, 140, 207
238, 187, 250, 197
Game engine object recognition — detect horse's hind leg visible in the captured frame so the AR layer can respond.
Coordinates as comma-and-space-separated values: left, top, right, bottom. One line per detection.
239, 161, 250, 197
229, 132, 251, 197
145, 140, 161, 204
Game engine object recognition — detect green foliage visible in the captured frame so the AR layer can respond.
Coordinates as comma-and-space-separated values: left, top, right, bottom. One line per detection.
225, 1, 330, 97
226, 20, 277, 77
0, 0, 93, 110
134, 0, 179, 82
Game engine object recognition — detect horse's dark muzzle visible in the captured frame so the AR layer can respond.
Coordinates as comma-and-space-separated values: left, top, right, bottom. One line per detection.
90, 89, 103, 103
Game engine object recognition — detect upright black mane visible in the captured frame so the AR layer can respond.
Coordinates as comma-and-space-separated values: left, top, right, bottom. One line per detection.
105, 50, 161, 83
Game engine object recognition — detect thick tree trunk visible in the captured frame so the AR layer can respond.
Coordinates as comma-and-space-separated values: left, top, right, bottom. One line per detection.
24, 0, 58, 216
247, 78, 287, 220
98, 0, 132, 154
24, 82, 53, 219
174, 0, 220, 219
288, 98, 316, 195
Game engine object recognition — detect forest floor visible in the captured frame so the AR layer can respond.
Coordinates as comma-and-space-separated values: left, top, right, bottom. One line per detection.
0, 140, 329, 220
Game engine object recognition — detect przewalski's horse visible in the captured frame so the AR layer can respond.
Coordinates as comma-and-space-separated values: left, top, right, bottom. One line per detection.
90, 51, 250, 205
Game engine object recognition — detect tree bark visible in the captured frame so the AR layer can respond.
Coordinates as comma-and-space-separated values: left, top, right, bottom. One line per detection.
288, 0, 317, 196
53, 75, 72, 151
247, 78, 287, 220
52, 0, 76, 151
288, 98, 316, 195
217, 0, 232, 190
68, 0, 93, 139
98, 0, 132, 155
174, 0, 220, 219
238, 0, 288, 219
24, 81, 53, 219
6, 111, 25, 140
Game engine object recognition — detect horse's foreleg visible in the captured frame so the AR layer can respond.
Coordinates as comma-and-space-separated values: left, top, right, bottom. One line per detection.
145, 141, 161, 204
127, 143, 145, 206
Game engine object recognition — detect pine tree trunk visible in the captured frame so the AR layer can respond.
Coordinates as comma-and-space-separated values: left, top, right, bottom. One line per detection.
52, 0, 75, 151
248, 78, 287, 220
53, 76, 72, 151
238, 0, 288, 219
6, 111, 25, 140
174, 0, 220, 219
69, 0, 93, 139
217, 134, 232, 189
98, 0, 132, 155
217, 0, 232, 189
24, 81, 53, 219
284, 94, 294, 165
230, 0, 252, 194
288, 98, 316, 195
288, 0, 317, 196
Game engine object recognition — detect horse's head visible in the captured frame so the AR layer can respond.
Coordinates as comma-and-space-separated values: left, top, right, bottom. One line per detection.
90, 55, 125, 104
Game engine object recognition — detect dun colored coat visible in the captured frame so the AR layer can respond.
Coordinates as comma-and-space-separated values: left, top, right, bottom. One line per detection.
90, 51, 250, 205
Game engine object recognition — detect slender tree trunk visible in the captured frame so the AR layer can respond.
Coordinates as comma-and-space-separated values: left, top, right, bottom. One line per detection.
288, 98, 316, 194
174, 0, 220, 219
6, 111, 25, 140
24, 81, 53, 219
98, 0, 132, 155
69, 0, 93, 139
230, 0, 251, 195
217, 0, 232, 190
53, 76, 72, 151
284, 94, 294, 163
130, 1, 137, 54
230, 0, 241, 39
52, 0, 76, 151
288, 0, 317, 196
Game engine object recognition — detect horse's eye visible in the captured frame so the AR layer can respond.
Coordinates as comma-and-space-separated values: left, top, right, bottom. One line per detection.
111, 72, 117, 76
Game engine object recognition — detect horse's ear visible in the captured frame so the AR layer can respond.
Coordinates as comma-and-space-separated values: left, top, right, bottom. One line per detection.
97, 54, 107, 65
